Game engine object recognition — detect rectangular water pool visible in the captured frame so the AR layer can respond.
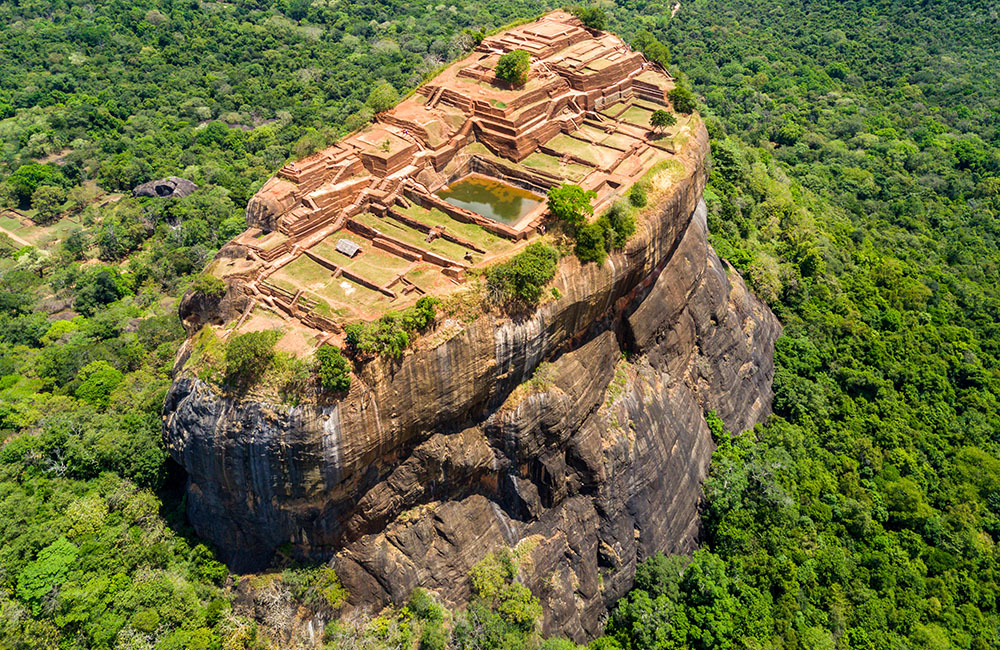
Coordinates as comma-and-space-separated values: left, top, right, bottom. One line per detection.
436, 175, 543, 226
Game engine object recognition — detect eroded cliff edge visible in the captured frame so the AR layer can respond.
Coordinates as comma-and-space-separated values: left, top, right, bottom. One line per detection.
163, 123, 782, 639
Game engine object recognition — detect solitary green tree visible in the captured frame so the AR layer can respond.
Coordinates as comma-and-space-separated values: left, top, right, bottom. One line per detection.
650, 109, 677, 133
495, 49, 531, 87
547, 183, 596, 232
225, 330, 278, 386
575, 221, 608, 264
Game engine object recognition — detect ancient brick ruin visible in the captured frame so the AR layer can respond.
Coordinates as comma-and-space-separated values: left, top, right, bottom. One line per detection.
212, 11, 692, 346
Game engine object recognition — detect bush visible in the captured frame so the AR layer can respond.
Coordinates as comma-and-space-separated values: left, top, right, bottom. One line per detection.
485, 242, 559, 304
469, 548, 541, 632
668, 86, 697, 114
408, 588, 444, 622
281, 566, 347, 609
599, 202, 637, 250
419, 620, 448, 650
495, 49, 531, 87
547, 183, 596, 232
314, 345, 351, 392
574, 222, 607, 264
191, 273, 226, 298
541, 638, 583, 650
344, 296, 439, 359
224, 330, 278, 385
628, 183, 647, 208
367, 81, 399, 114
74, 360, 124, 409
571, 6, 606, 30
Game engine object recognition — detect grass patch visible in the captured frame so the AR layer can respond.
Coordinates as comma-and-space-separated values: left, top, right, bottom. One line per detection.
619, 105, 655, 128
603, 354, 631, 409
397, 204, 510, 255
599, 100, 629, 119
547, 134, 618, 168
272, 255, 331, 288
343, 248, 412, 287
353, 212, 470, 262
520, 152, 591, 182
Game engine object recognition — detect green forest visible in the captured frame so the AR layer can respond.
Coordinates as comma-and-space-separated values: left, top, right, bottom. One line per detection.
1, 0, 999, 648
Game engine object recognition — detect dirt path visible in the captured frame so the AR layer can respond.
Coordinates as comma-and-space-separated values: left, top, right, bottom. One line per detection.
672, 2, 681, 17
0, 225, 32, 248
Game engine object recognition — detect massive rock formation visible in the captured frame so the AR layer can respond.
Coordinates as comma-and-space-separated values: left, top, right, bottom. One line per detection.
164, 115, 782, 637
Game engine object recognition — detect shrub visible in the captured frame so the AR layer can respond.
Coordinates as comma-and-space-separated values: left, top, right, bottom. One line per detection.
344, 296, 439, 359
547, 183, 596, 232
191, 273, 226, 298
628, 183, 647, 208
281, 566, 347, 609
541, 638, 583, 650
599, 202, 637, 250
419, 620, 448, 650
469, 548, 541, 631
485, 242, 559, 304
571, 6, 606, 30
495, 49, 531, 87
224, 330, 278, 385
314, 345, 351, 392
367, 81, 399, 114
574, 221, 607, 264
408, 588, 444, 622
668, 85, 697, 114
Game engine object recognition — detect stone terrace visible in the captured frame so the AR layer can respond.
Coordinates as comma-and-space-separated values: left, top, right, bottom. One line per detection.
217, 10, 690, 352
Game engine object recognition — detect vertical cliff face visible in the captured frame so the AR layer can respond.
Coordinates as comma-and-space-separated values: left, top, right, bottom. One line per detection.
163, 123, 782, 638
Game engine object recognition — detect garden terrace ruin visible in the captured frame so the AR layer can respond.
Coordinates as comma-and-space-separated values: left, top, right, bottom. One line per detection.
209, 11, 697, 351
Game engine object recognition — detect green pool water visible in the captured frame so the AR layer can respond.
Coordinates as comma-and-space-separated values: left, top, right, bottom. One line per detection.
437, 176, 543, 226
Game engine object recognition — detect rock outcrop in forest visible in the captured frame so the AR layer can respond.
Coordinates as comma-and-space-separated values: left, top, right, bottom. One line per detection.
162, 14, 781, 640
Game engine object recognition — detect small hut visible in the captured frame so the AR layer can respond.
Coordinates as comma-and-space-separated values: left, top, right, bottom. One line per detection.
336, 239, 361, 258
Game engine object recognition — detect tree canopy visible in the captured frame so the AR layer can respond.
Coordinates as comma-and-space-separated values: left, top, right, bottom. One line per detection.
546, 183, 596, 231
495, 49, 532, 87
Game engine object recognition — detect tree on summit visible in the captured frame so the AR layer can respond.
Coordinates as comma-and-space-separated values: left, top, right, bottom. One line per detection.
651, 109, 676, 134
495, 49, 531, 87
547, 183, 596, 232
668, 86, 697, 114
367, 81, 399, 114
571, 6, 607, 30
